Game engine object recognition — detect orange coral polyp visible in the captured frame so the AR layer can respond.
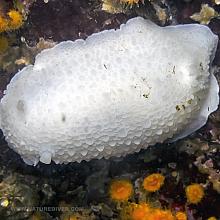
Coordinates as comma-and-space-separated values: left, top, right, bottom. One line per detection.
208, 217, 217, 220
143, 173, 165, 192
109, 179, 133, 202
0, 16, 8, 32
8, 10, 23, 30
148, 209, 175, 220
0, 10, 23, 33
131, 203, 151, 220
120, 0, 140, 5
185, 183, 204, 204
175, 211, 187, 220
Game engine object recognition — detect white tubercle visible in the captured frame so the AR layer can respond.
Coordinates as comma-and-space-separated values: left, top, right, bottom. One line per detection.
40, 151, 52, 164
0, 17, 219, 165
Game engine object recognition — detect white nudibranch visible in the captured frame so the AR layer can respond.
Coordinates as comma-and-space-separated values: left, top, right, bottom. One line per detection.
0, 17, 219, 165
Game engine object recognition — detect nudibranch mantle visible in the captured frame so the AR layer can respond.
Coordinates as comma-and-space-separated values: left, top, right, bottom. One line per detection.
0, 17, 219, 165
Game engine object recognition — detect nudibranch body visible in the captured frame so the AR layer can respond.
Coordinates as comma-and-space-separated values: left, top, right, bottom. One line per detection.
0, 17, 219, 165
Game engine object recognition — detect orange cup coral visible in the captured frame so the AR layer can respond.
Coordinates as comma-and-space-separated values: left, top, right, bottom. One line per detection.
207, 217, 217, 220
130, 203, 151, 220
109, 179, 133, 202
0, 16, 8, 33
8, 10, 23, 30
175, 211, 187, 220
143, 173, 165, 192
148, 209, 175, 220
185, 183, 204, 204
0, 10, 24, 33
120, 0, 140, 5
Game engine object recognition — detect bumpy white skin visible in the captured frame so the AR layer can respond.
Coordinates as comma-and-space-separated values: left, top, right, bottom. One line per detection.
0, 17, 219, 165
